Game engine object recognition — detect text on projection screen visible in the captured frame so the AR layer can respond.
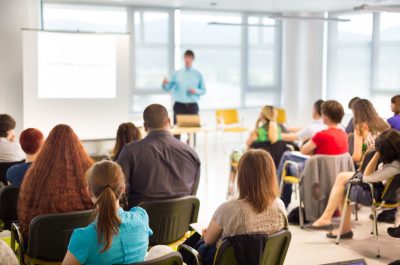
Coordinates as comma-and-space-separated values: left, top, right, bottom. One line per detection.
38, 32, 117, 98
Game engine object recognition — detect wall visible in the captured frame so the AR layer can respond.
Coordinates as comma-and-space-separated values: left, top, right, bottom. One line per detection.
0, 0, 40, 133
282, 13, 326, 127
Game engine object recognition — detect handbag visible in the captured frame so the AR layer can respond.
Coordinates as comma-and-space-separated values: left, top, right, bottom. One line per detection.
348, 171, 384, 206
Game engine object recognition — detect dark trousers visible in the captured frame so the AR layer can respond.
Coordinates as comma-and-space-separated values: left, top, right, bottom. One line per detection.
173, 102, 199, 141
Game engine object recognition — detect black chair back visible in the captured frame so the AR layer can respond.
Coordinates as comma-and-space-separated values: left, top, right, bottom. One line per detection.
27, 210, 92, 261
116, 252, 183, 265
0, 186, 19, 230
382, 174, 400, 203
139, 196, 200, 245
0, 160, 24, 185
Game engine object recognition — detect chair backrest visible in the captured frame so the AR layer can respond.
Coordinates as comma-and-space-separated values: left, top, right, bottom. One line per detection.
0, 161, 24, 185
213, 230, 292, 265
0, 186, 19, 230
27, 210, 92, 261
276, 108, 287, 124
120, 252, 183, 265
139, 196, 200, 245
381, 174, 400, 203
215, 109, 240, 125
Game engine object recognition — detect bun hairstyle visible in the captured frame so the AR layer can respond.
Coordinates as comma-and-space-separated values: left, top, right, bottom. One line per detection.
86, 160, 125, 252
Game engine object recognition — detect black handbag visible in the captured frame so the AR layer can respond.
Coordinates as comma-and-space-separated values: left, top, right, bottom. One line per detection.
348, 171, 384, 206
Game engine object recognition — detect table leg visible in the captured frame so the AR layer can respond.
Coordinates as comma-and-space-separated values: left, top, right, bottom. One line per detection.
204, 131, 208, 185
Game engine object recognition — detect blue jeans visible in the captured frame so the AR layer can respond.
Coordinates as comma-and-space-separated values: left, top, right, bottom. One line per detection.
276, 151, 308, 208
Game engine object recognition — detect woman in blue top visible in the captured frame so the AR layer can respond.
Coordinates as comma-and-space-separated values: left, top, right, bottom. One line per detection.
62, 160, 153, 265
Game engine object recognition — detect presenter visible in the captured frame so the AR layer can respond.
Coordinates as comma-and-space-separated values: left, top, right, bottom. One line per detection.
162, 50, 206, 129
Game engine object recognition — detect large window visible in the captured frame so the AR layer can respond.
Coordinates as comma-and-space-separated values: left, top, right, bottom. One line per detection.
42, 4, 282, 112
327, 12, 400, 117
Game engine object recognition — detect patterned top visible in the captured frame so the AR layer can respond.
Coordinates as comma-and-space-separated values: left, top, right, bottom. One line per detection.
212, 199, 287, 244
68, 207, 153, 265
0, 239, 18, 265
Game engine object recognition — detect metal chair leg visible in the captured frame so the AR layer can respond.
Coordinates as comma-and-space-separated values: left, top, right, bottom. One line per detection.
336, 185, 351, 245
355, 203, 359, 221
299, 195, 305, 229
371, 205, 381, 258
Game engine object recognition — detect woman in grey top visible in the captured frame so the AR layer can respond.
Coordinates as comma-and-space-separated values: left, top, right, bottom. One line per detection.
202, 149, 287, 247
312, 129, 400, 239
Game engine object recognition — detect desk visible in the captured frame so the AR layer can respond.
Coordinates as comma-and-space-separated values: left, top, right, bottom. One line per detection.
170, 126, 215, 183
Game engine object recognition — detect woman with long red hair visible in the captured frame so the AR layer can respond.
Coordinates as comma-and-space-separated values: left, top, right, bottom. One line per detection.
18, 124, 94, 239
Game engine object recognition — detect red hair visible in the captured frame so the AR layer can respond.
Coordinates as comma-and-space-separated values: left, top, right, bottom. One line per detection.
18, 124, 94, 239
19, 128, 44, 155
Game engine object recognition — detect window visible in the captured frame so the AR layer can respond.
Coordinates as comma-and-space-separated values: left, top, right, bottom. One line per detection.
42, 4, 127, 33
327, 12, 400, 117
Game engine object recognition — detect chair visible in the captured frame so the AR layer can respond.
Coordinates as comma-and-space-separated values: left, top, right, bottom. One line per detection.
11, 210, 92, 265
299, 153, 355, 227
215, 109, 248, 148
280, 160, 301, 201
0, 186, 19, 231
276, 108, 287, 124
0, 160, 25, 185
139, 196, 200, 246
178, 229, 292, 265
117, 252, 183, 265
336, 174, 400, 258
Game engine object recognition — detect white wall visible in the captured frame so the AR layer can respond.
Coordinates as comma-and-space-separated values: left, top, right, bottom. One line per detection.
0, 0, 40, 133
282, 13, 325, 127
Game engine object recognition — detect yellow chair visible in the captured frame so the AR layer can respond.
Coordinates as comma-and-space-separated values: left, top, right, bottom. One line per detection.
276, 108, 287, 124
280, 160, 301, 201
215, 109, 248, 133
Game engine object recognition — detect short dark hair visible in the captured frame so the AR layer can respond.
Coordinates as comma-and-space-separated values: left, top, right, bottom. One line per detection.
348, 97, 361, 109
391, 95, 400, 115
0, 114, 16, 138
375, 129, 400, 164
321, 100, 345, 124
184, 50, 195, 59
143, 104, 169, 129
20, 128, 44, 155
313, 99, 324, 116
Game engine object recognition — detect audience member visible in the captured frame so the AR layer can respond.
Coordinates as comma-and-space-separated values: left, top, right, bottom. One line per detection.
199, 149, 287, 265
310, 129, 400, 239
6, 128, 44, 187
345, 97, 361, 134
246, 105, 280, 148
117, 104, 201, 208
282, 99, 326, 143
301, 100, 348, 155
388, 95, 400, 130
63, 161, 152, 265
350, 99, 389, 163
18, 124, 94, 240
0, 114, 23, 162
0, 239, 18, 265
112, 122, 142, 161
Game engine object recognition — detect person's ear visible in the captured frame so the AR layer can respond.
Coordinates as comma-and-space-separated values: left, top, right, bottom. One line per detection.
167, 118, 171, 127
144, 122, 149, 132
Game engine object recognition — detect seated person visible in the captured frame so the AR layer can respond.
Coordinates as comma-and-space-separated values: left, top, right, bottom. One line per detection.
18, 124, 94, 240
310, 129, 400, 239
301, 100, 348, 156
345, 97, 361, 134
388, 95, 400, 130
282, 99, 326, 144
200, 149, 287, 265
0, 114, 23, 162
62, 161, 152, 265
6, 128, 44, 187
246, 105, 280, 148
112, 122, 142, 161
117, 104, 201, 208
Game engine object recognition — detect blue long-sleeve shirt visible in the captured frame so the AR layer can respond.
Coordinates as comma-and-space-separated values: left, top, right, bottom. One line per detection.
162, 67, 206, 103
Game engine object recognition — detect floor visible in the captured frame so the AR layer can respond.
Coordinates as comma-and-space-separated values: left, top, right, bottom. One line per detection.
192, 132, 400, 265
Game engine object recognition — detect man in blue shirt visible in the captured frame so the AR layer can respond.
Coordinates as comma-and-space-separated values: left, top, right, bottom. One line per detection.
162, 50, 206, 132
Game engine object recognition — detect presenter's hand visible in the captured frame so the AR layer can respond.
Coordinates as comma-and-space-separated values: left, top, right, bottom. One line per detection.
188, 88, 196, 94
162, 78, 169, 85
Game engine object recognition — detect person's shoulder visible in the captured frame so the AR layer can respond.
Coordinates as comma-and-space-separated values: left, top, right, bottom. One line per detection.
215, 200, 242, 214
70, 223, 97, 244
123, 207, 150, 226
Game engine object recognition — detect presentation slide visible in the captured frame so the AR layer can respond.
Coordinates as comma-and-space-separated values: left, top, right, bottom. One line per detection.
23, 30, 130, 139
38, 32, 117, 98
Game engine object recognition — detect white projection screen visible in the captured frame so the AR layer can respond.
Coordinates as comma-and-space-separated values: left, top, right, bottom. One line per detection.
23, 30, 130, 139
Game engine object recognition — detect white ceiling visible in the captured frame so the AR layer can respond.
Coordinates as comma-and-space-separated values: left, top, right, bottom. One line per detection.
47, 0, 400, 12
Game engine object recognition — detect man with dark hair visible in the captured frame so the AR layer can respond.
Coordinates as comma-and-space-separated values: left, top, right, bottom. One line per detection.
345, 97, 361, 134
162, 50, 206, 138
0, 114, 23, 162
282, 99, 326, 143
117, 104, 201, 208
